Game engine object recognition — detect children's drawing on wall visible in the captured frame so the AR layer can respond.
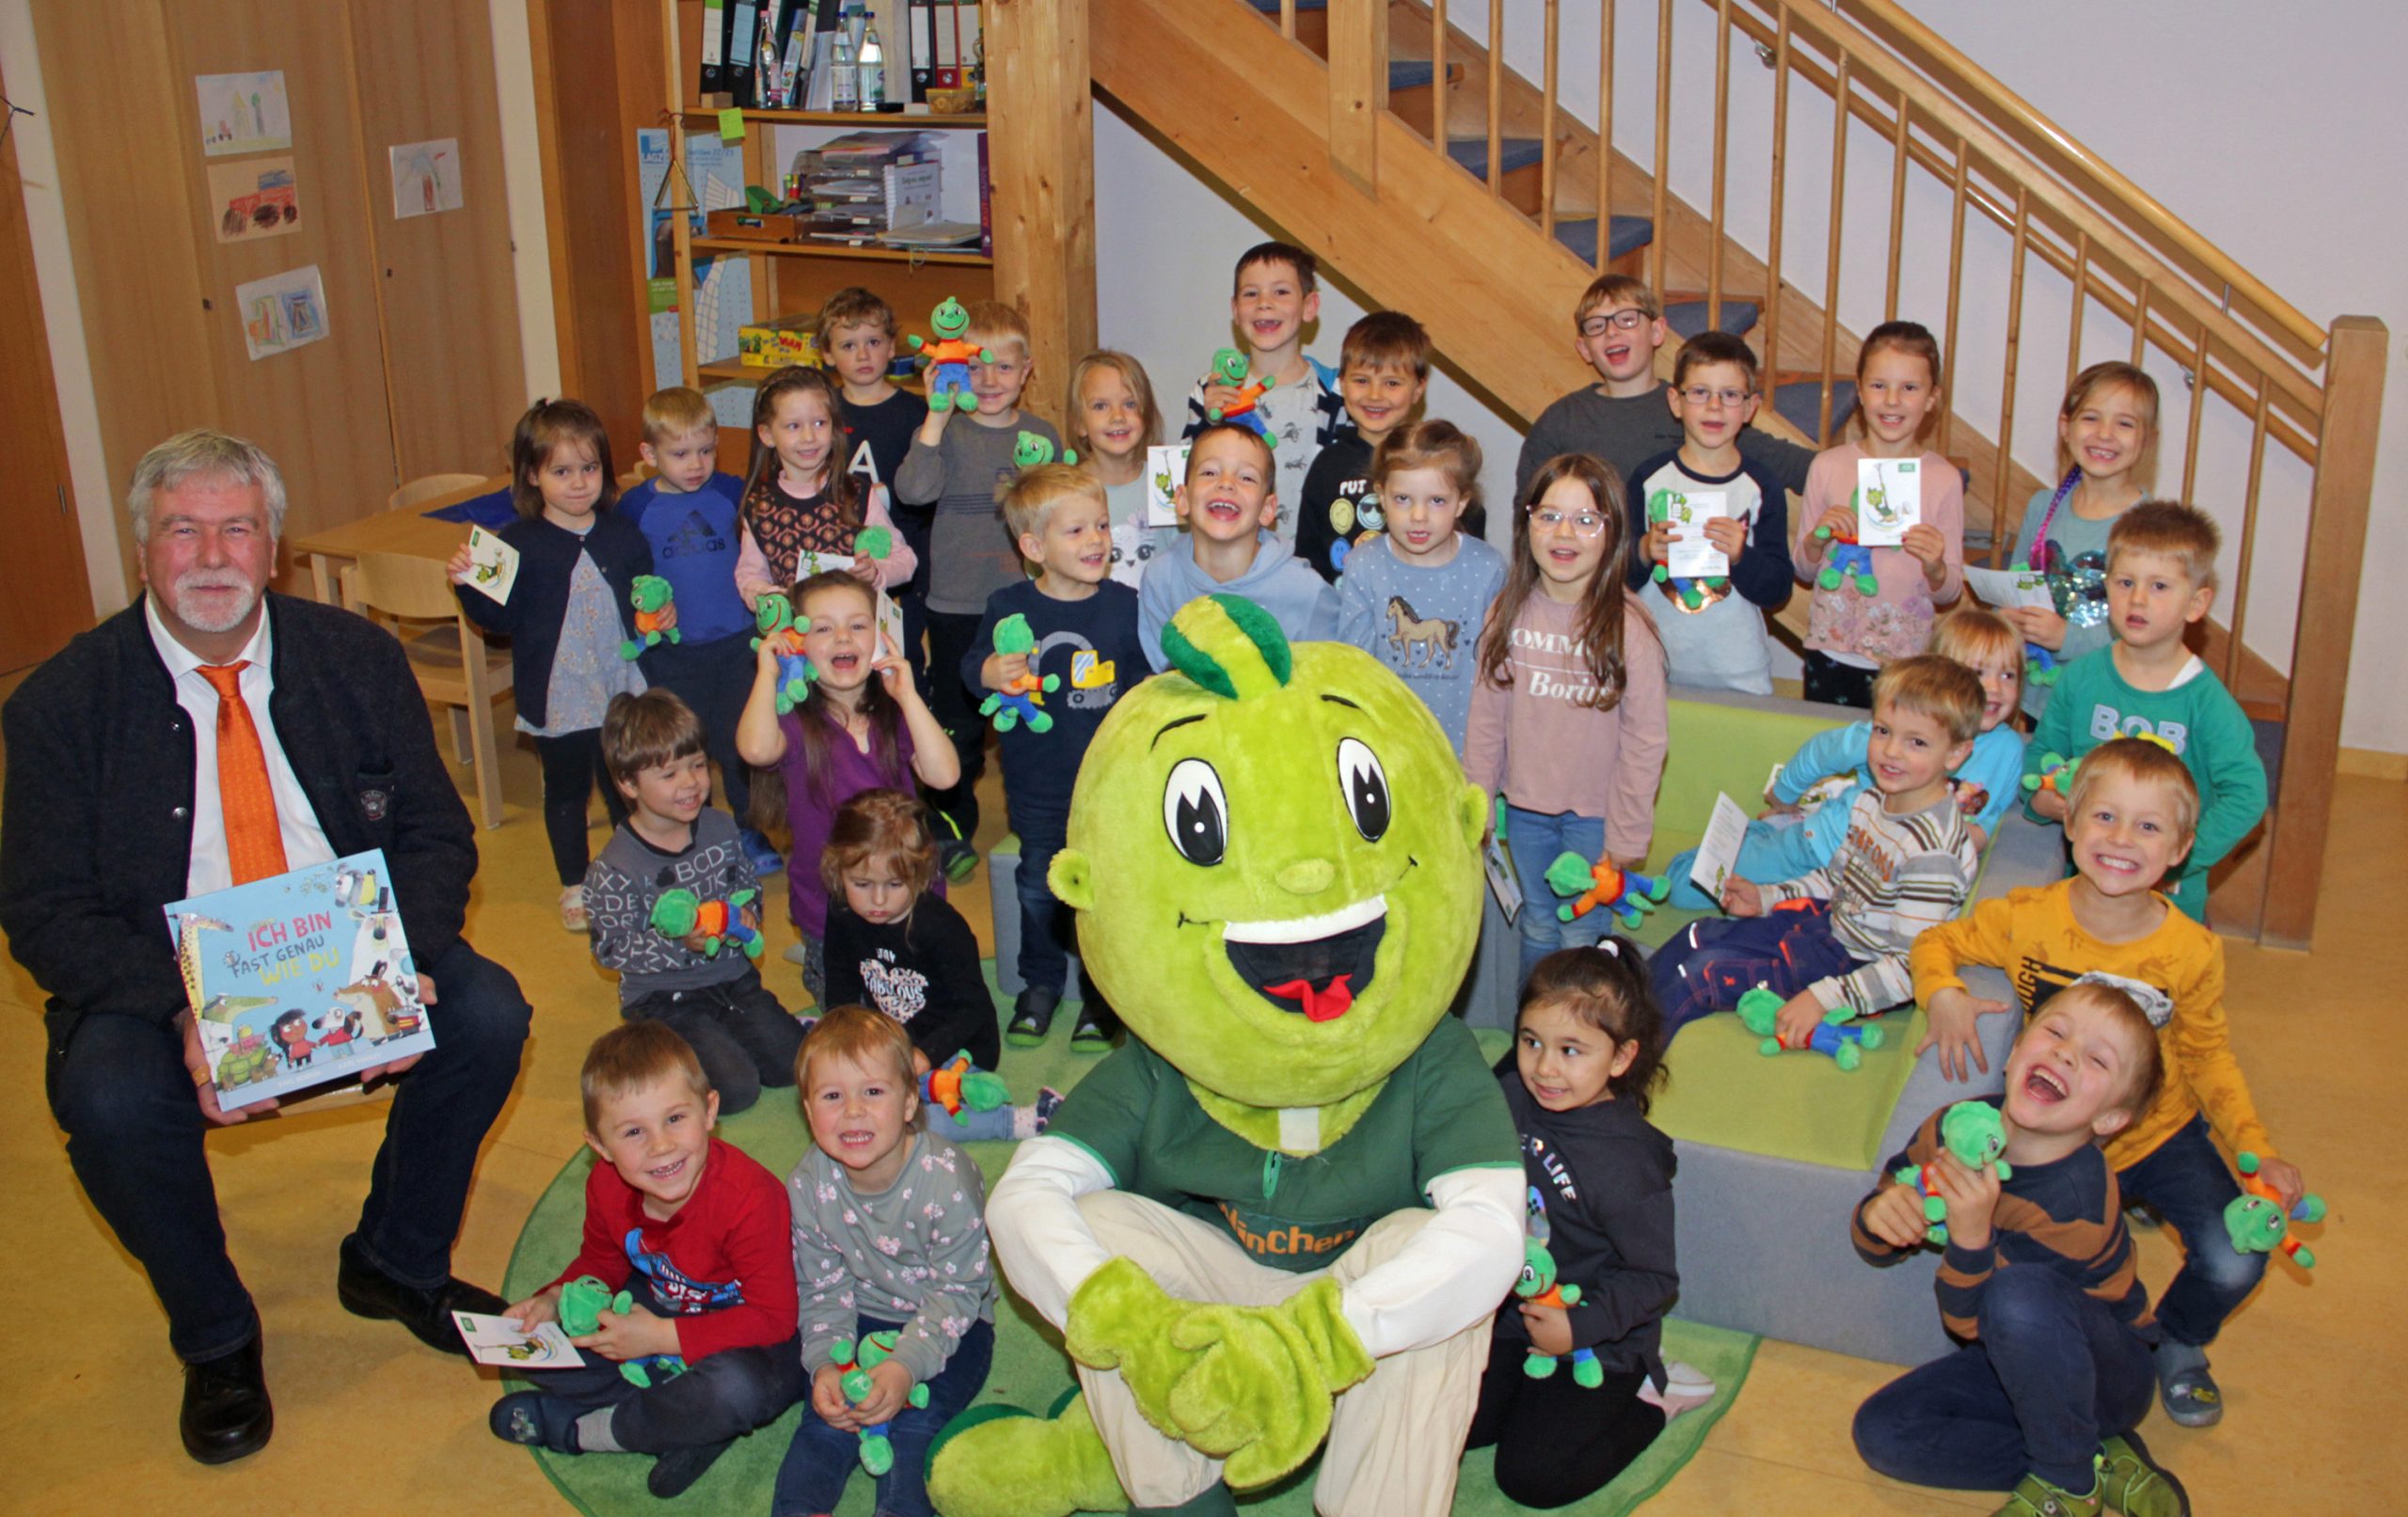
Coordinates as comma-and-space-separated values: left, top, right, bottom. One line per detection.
388, 138, 465, 219
196, 71, 292, 157
206, 157, 301, 244
235, 264, 330, 361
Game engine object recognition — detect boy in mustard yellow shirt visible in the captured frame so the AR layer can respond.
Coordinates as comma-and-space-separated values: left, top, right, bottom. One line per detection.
1909, 736, 2309, 1430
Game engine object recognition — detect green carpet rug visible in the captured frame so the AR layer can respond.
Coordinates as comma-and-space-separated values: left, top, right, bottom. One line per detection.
500, 988, 1757, 1516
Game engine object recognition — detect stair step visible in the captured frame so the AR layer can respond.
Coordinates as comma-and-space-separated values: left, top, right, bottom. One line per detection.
1387, 59, 1436, 91
1446, 135, 1546, 179
1246, 0, 1331, 8
1770, 377, 1860, 442
1663, 299, 1760, 340
1549, 214, 1654, 264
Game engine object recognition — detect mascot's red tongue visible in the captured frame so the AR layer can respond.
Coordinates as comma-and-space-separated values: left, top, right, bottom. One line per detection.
1264, 973, 1354, 1022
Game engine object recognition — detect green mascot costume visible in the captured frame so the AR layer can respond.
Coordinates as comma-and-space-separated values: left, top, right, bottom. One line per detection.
927, 594, 1524, 1517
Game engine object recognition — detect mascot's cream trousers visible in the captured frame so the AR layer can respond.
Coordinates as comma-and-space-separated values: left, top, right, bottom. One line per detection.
1076, 1192, 1491, 1516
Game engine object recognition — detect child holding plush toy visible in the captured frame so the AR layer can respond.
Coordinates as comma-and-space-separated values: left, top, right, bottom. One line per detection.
1789, 321, 1967, 707
1465, 453, 1670, 984
778, 1006, 997, 1517
821, 788, 1061, 1142
737, 572, 959, 1005
1466, 940, 1706, 1509
1911, 736, 2310, 1429
1850, 980, 2189, 1517
491, 1022, 804, 1499
583, 690, 805, 1115
732, 365, 916, 605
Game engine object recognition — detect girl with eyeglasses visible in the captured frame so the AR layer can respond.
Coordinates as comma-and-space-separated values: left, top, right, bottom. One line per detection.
1465, 454, 1670, 985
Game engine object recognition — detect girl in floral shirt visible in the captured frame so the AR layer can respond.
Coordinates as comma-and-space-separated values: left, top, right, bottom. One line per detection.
777, 1006, 996, 1517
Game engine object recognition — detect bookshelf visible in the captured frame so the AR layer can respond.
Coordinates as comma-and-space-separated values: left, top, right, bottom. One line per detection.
655, 1, 1006, 450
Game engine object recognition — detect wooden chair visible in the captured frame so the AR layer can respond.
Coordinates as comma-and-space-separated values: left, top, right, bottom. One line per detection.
387, 472, 491, 513
342, 551, 514, 830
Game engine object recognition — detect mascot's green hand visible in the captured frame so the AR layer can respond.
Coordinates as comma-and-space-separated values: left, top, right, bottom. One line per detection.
1065, 1258, 1372, 1489
1066, 1257, 1202, 1436
1164, 1278, 1372, 1488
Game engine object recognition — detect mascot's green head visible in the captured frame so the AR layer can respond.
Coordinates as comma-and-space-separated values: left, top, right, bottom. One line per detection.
1049, 595, 1486, 1110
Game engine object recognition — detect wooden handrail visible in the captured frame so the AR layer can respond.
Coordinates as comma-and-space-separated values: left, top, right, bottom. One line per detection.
1830, 0, 2327, 355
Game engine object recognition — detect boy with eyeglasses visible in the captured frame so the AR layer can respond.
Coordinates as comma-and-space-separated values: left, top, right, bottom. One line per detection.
1624, 332, 1795, 694
1513, 276, 1814, 505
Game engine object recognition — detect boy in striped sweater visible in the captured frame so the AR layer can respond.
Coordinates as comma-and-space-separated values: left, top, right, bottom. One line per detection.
1849, 980, 2187, 1517
1649, 656, 1985, 1047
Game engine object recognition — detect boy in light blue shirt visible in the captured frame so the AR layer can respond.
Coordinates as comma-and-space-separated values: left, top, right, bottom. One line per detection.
1138, 424, 1337, 671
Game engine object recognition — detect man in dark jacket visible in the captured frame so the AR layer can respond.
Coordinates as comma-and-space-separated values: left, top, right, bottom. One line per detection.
0, 432, 531, 1464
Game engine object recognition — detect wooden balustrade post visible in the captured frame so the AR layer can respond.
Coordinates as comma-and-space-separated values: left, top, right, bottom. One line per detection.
1330, 0, 1389, 197
2261, 315, 2389, 949
984, 0, 1098, 430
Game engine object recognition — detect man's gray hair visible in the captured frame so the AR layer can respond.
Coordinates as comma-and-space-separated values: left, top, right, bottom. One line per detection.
126, 430, 289, 546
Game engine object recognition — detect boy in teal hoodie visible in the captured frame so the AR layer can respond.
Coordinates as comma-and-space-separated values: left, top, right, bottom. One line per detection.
2024, 500, 2266, 920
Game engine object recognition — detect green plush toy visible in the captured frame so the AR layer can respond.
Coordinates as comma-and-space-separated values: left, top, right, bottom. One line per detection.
978, 612, 1058, 734
926, 593, 1515, 1517
1734, 984, 1884, 1071
557, 1275, 687, 1389
1892, 1100, 2015, 1246
621, 575, 681, 659
853, 526, 894, 561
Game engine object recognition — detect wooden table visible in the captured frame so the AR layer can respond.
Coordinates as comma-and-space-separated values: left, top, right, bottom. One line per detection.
287, 475, 506, 605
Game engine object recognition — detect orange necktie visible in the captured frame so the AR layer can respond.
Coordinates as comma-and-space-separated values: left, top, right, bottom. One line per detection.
198, 662, 289, 885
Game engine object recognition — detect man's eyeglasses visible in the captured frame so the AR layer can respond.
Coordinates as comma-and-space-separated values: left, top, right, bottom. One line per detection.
1529, 506, 1608, 538
1680, 385, 1755, 408
1577, 308, 1651, 339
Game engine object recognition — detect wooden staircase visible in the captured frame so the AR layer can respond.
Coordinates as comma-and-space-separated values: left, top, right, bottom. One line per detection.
1089, 0, 2385, 948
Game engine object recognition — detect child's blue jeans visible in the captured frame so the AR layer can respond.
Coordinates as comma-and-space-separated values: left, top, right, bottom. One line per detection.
1852, 1265, 2155, 1493
773, 1315, 994, 1517
925, 1095, 1017, 1144
1504, 806, 1614, 987
1647, 900, 1862, 1036
1012, 812, 1074, 997
515, 1275, 808, 1453
2115, 1115, 2266, 1348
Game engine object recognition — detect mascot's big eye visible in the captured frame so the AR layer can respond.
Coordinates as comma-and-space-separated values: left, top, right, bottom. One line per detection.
1163, 758, 1228, 866
1337, 737, 1390, 841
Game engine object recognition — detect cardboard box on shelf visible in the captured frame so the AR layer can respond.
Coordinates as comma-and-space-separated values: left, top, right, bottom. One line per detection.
738, 316, 818, 367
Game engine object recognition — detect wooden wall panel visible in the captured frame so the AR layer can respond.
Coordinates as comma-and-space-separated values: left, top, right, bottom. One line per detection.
349, 0, 529, 482
164, 0, 401, 565
31, 0, 219, 594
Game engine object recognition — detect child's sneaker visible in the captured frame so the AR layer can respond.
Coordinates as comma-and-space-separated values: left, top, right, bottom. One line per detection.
1638, 1359, 1717, 1418
489, 1390, 581, 1453
738, 829, 784, 880
1035, 1086, 1065, 1133
1007, 987, 1059, 1049
941, 837, 980, 883
2097, 1432, 2188, 1517
1069, 1004, 1117, 1054
559, 885, 588, 933
2151, 1340, 2222, 1428
647, 1438, 733, 1498
1013, 1087, 1066, 1140
1992, 1465, 2101, 1517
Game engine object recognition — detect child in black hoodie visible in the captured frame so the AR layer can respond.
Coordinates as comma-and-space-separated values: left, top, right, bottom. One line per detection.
1465, 939, 1708, 1508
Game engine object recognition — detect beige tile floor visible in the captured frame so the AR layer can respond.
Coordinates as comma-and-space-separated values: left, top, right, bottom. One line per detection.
0, 711, 2392, 1514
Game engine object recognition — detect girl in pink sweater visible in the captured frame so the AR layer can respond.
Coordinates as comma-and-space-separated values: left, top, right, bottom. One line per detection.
1465, 453, 1669, 985
1792, 322, 1965, 707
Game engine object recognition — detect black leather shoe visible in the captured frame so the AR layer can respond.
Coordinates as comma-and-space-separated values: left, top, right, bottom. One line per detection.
182, 1335, 272, 1464
337, 1236, 507, 1354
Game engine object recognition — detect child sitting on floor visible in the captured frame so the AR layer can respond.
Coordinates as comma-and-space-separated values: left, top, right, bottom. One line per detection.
820, 788, 1061, 1142
1912, 736, 2310, 1428
1850, 980, 2187, 1517
491, 1022, 804, 1498
776, 1007, 997, 1517
1649, 655, 1984, 1046
583, 690, 805, 1115
1664, 608, 2027, 909
1466, 940, 1709, 1509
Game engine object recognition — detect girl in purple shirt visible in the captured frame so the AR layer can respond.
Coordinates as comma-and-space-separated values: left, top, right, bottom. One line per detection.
737, 573, 959, 1003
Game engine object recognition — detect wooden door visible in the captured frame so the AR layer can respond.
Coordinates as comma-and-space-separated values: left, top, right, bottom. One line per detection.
348, 0, 527, 482
0, 56, 95, 671
160, 0, 403, 577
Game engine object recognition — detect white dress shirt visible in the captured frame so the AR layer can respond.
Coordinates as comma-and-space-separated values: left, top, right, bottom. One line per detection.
146, 596, 336, 896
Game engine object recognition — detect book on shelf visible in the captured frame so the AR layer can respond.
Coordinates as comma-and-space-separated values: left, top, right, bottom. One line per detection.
976, 128, 990, 258
165, 850, 435, 1112
874, 220, 981, 249
700, 0, 728, 96
727, 0, 759, 107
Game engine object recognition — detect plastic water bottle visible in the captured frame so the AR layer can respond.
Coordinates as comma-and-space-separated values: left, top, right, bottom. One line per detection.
857, 22, 885, 110
830, 24, 859, 112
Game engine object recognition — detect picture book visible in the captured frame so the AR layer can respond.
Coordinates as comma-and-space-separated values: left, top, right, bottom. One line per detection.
1855, 457, 1922, 548
164, 850, 435, 1111
464, 526, 521, 605
1687, 792, 1750, 899
453, 1312, 587, 1369
1145, 443, 1189, 529
1661, 488, 1731, 579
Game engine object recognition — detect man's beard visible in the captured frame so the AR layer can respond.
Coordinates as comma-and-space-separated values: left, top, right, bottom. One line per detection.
166, 571, 262, 635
